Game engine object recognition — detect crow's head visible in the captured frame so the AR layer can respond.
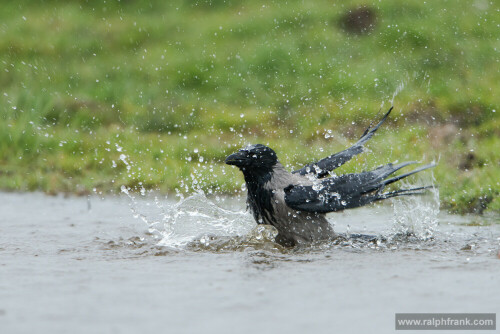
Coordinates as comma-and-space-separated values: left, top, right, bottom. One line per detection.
225, 144, 278, 171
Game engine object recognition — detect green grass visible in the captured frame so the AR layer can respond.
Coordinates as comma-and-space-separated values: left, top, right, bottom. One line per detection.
0, 0, 499, 214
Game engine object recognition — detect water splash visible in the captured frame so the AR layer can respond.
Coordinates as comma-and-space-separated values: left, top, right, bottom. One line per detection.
157, 191, 254, 247
116, 141, 441, 251
389, 172, 440, 241
120, 182, 442, 251
390, 78, 408, 105
120, 189, 254, 248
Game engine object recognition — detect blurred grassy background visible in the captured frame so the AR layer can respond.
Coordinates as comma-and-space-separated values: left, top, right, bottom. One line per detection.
0, 0, 498, 213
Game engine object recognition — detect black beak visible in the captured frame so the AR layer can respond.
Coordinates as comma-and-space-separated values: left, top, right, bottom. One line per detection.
225, 151, 248, 166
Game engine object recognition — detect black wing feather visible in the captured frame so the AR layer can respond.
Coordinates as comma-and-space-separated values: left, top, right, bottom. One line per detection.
293, 107, 393, 178
285, 162, 435, 213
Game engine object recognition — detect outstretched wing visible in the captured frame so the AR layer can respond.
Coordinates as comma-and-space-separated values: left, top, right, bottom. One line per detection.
292, 107, 393, 178
285, 161, 435, 213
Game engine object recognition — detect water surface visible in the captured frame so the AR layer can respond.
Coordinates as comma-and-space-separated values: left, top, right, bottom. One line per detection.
1, 192, 498, 334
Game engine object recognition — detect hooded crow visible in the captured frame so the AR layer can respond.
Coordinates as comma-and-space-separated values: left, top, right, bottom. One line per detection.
225, 107, 435, 247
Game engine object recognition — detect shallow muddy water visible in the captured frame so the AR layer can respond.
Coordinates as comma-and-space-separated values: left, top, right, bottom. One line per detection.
1, 191, 499, 334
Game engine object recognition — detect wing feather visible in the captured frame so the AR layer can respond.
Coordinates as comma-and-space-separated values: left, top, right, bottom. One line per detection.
285, 161, 435, 213
292, 107, 393, 178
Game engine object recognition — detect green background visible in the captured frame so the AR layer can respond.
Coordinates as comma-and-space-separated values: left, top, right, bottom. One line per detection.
0, 0, 498, 213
